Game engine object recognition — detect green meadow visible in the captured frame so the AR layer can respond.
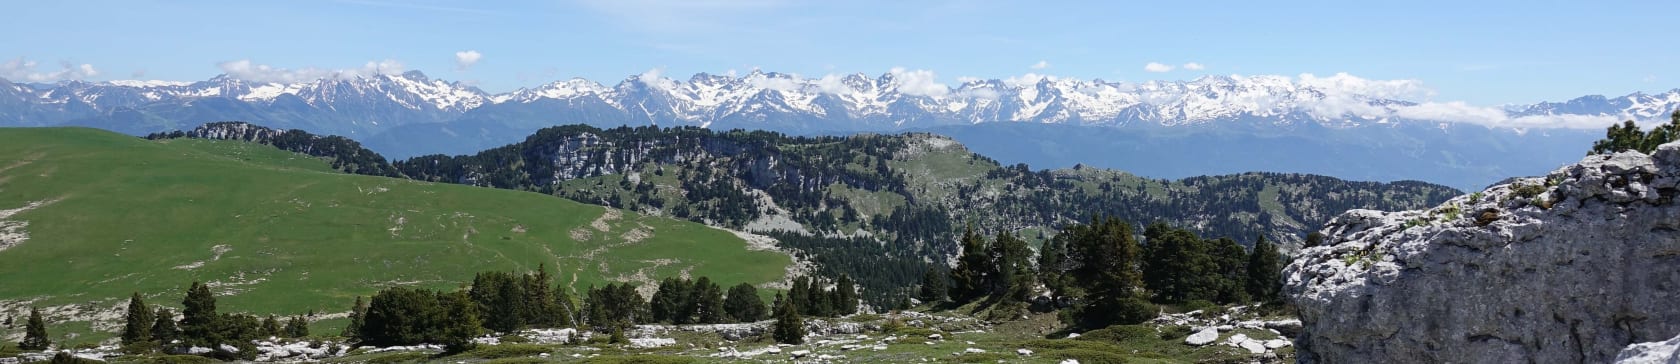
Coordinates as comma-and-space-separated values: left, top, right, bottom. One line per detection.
0, 128, 788, 343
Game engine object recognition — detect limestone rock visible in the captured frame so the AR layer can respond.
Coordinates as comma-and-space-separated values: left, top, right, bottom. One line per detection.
1615, 334, 1680, 364
1185, 327, 1220, 346
1286, 143, 1680, 363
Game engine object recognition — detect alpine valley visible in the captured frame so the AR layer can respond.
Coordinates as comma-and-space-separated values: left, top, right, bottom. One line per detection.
5, 70, 1675, 190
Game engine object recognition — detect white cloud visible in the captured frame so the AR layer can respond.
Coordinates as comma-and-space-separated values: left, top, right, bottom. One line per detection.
637, 67, 678, 90
1030, 60, 1050, 70
814, 74, 852, 95
454, 50, 482, 71
217, 59, 405, 83
0, 57, 99, 82
1182, 62, 1205, 71
1144, 62, 1174, 73
1283, 72, 1618, 129
746, 72, 801, 93
1003, 73, 1053, 88
887, 67, 949, 97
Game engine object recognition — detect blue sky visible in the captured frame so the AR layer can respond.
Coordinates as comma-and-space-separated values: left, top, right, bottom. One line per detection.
3, 0, 1676, 105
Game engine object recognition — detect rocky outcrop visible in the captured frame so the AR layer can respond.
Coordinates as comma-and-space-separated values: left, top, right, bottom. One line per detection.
1285, 143, 1680, 363
1616, 334, 1680, 363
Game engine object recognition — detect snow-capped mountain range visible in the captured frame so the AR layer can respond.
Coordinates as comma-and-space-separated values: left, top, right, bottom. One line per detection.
5, 69, 1677, 136
1, 69, 1675, 189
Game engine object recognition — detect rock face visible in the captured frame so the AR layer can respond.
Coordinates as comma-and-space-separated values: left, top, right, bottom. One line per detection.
1285, 143, 1680, 363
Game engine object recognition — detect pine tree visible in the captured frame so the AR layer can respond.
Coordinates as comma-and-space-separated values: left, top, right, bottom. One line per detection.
437, 291, 481, 353
553, 284, 577, 328
1036, 235, 1069, 298
949, 226, 993, 303
1142, 222, 1216, 303
1591, 111, 1680, 155
342, 296, 368, 339
260, 315, 283, 338
723, 283, 766, 322
786, 277, 811, 316
1210, 237, 1251, 304
1063, 217, 1152, 328
150, 307, 179, 345
470, 272, 528, 333
1246, 235, 1284, 303
179, 281, 222, 347
650, 277, 693, 324
834, 274, 858, 316
989, 231, 1035, 305
19, 307, 50, 351
691, 277, 726, 324
805, 277, 833, 317
284, 316, 309, 338
121, 292, 154, 345
522, 265, 561, 327
917, 267, 948, 305
771, 294, 804, 345
360, 287, 444, 347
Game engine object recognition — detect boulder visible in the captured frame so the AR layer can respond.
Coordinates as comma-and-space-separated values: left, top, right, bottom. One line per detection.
1286, 143, 1680, 363
1185, 327, 1220, 346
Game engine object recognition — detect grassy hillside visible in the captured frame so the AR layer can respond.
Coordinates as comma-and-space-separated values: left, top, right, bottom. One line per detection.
0, 128, 789, 344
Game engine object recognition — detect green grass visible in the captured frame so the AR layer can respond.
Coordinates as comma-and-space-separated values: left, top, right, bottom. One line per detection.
0, 128, 789, 344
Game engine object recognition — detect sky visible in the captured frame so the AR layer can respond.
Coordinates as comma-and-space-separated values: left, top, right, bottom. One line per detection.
2, 0, 1677, 105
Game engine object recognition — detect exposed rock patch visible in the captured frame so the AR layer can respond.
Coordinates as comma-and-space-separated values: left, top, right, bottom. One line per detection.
1286, 143, 1680, 363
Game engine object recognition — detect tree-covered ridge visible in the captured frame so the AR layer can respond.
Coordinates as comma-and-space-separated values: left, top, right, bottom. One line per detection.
368, 123, 1458, 247
146, 121, 401, 177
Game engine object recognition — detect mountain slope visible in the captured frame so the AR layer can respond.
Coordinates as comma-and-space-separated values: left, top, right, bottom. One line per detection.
0, 128, 788, 344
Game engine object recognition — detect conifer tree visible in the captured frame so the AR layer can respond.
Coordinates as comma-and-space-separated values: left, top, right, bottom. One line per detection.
1210, 237, 1251, 304
771, 294, 804, 345
284, 316, 309, 338
522, 265, 561, 327
786, 277, 811, 315
553, 284, 577, 328
150, 307, 179, 345
989, 231, 1035, 305
342, 296, 368, 339
121, 292, 154, 345
438, 291, 481, 353
179, 282, 222, 347
1142, 222, 1216, 303
1036, 235, 1069, 298
1063, 217, 1152, 328
949, 226, 994, 303
650, 277, 693, 324
1246, 235, 1284, 303
20, 307, 50, 351
723, 283, 766, 322
691, 277, 727, 324
805, 277, 834, 317
918, 267, 948, 305
260, 315, 283, 338
834, 274, 858, 316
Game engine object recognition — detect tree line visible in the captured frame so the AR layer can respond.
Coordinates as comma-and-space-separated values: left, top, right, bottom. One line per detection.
922, 218, 1285, 329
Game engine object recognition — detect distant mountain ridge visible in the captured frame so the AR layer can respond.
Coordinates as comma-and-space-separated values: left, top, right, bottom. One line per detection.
2, 70, 1672, 189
